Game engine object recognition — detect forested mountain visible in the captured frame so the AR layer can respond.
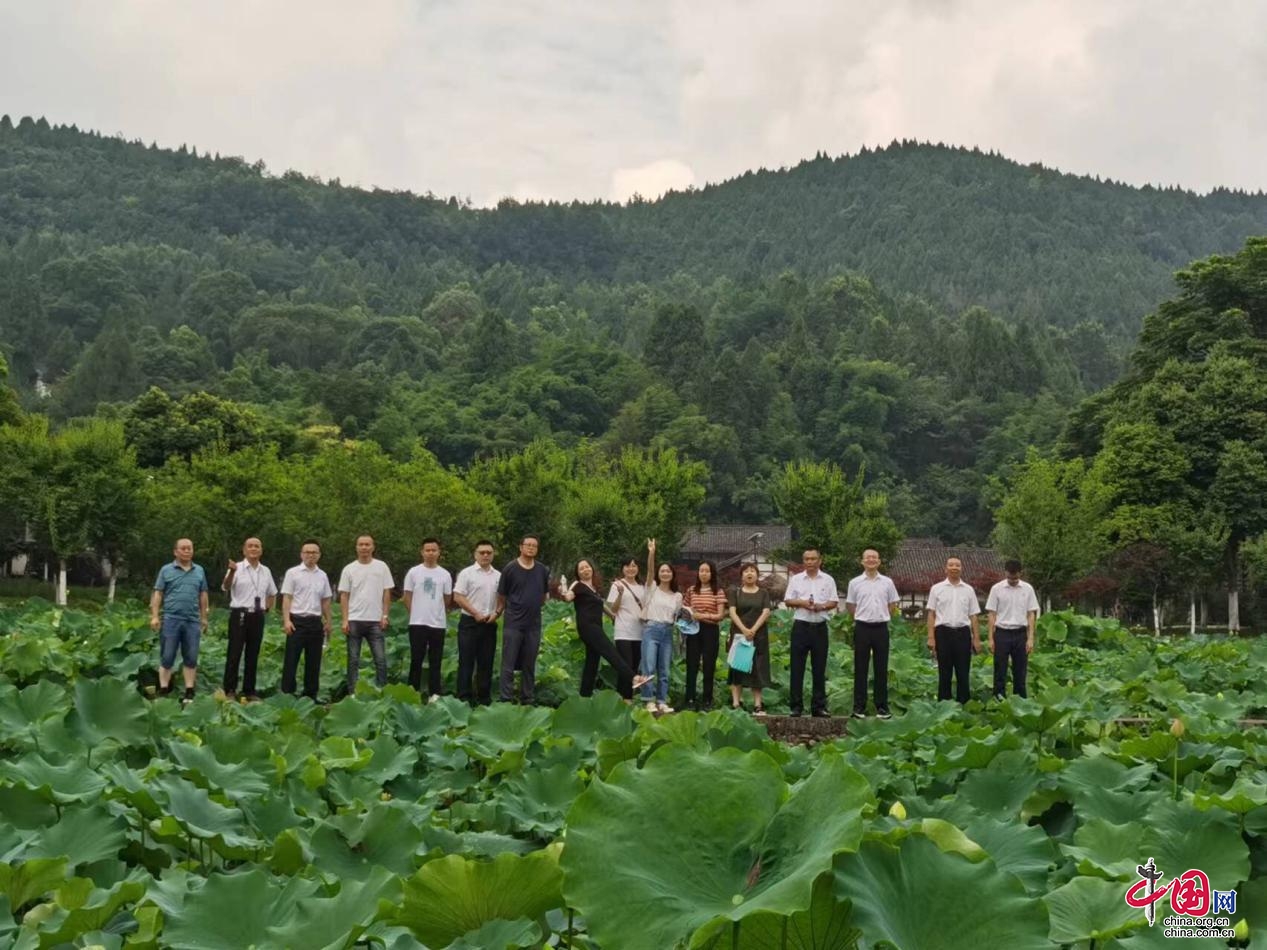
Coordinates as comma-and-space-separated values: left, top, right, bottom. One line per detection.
2, 115, 1265, 544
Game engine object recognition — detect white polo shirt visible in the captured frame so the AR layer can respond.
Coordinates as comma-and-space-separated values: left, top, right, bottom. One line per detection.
454, 563, 501, 619
927, 579, 980, 628
986, 580, 1040, 628
846, 573, 900, 623
226, 561, 278, 611
784, 570, 838, 623
281, 564, 332, 617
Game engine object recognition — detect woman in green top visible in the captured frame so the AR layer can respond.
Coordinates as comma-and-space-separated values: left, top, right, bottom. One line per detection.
727, 562, 771, 714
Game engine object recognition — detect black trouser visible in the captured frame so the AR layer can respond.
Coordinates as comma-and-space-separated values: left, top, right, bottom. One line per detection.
790, 620, 830, 714
684, 622, 720, 706
499, 624, 542, 703
578, 625, 638, 697
614, 640, 641, 699
408, 624, 446, 697
935, 624, 973, 703
223, 608, 266, 695
281, 614, 324, 700
456, 615, 497, 706
993, 626, 1029, 698
853, 621, 890, 713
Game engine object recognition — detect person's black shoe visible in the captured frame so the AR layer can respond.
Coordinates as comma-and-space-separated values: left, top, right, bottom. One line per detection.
812, 709, 831, 718
789, 709, 803, 718
181, 688, 195, 707
876, 707, 892, 720
850, 710, 866, 720
158, 685, 174, 698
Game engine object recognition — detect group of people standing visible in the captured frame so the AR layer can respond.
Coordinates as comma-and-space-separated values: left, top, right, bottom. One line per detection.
149, 534, 1040, 714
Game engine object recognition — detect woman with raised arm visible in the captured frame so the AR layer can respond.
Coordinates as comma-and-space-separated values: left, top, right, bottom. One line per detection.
606, 556, 646, 700
561, 558, 651, 699
640, 538, 682, 713
683, 560, 726, 710
727, 562, 772, 714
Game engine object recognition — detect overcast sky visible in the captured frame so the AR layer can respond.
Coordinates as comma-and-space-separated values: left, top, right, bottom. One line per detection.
3, 1, 1265, 205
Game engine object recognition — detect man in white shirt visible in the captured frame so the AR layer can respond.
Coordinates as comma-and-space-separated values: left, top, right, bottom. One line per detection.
402, 538, 454, 701
338, 534, 395, 691
280, 539, 333, 701
220, 537, 278, 702
986, 559, 1041, 699
845, 548, 901, 720
782, 548, 839, 718
452, 540, 502, 706
926, 556, 981, 704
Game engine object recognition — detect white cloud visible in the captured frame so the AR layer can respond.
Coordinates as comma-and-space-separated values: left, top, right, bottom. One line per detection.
610, 159, 695, 201
1, 0, 1265, 201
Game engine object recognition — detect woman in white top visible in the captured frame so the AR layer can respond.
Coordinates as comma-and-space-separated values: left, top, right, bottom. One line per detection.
607, 556, 647, 700
640, 538, 683, 713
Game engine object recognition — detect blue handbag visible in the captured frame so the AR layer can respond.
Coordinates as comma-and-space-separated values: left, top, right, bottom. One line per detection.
727, 636, 755, 673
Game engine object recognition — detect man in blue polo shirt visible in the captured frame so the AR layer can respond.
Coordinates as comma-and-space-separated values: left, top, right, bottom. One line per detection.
150, 537, 210, 705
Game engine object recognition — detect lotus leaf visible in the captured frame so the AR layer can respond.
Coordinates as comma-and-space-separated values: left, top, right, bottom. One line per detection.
359, 734, 420, 785
551, 691, 633, 751
960, 817, 1058, 895
150, 775, 263, 851
159, 867, 320, 950
395, 842, 564, 947
445, 916, 542, 950
561, 746, 872, 950
28, 877, 145, 946
0, 681, 66, 741
0, 754, 108, 804
1061, 818, 1147, 879
455, 704, 554, 765
1045, 875, 1146, 943
309, 802, 427, 880
833, 836, 1050, 949
317, 735, 374, 771
0, 858, 68, 913
21, 804, 127, 868
263, 866, 398, 950
695, 873, 861, 950
69, 677, 151, 749
167, 741, 273, 799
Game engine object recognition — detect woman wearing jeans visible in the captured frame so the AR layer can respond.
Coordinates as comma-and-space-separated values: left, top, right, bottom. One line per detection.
640, 538, 682, 713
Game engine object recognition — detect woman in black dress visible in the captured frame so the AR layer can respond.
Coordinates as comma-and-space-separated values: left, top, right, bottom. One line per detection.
562, 559, 652, 698
727, 562, 772, 714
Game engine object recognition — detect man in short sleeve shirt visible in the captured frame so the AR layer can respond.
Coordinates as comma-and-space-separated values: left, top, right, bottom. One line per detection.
220, 536, 278, 701
986, 559, 1040, 699
926, 556, 981, 704
496, 534, 550, 704
844, 548, 900, 719
402, 538, 454, 700
782, 548, 839, 718
337, 534, 394, 690
150, 538, 209, 704
280, 539, 333, 701
452, 541, 501, 706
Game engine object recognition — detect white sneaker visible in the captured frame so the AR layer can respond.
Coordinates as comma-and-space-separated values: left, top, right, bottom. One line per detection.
645, 701, 659, 712
658, 703, 674, 713
429, 694, 441, 704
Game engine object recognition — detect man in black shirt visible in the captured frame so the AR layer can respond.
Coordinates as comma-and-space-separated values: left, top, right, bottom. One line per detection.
497, 534, 551, 704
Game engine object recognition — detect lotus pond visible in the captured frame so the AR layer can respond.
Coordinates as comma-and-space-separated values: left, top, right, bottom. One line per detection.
1, 599, 1266, 949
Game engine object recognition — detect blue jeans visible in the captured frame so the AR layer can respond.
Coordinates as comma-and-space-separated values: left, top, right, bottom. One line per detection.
640, 622, 674, 703
160, 616, 201, 669
347, 621, 387, 689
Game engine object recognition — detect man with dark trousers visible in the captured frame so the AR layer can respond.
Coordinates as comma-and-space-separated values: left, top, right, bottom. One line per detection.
221, 536, 278, 702
987, 559, 1040, 699
845, 548, 900, 720
926, 556, 981, 704
782, 548, 838, 718
497, 534, 550, 704
453, 540, 501, 705
279, 540, 333, 701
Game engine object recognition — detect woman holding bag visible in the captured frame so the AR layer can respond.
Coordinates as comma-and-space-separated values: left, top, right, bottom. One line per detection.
727, 562, 771, 714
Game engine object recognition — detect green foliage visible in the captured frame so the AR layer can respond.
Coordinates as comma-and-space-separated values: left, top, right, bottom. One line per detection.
0, 598, 1266, 947
772, 460, 901, 576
